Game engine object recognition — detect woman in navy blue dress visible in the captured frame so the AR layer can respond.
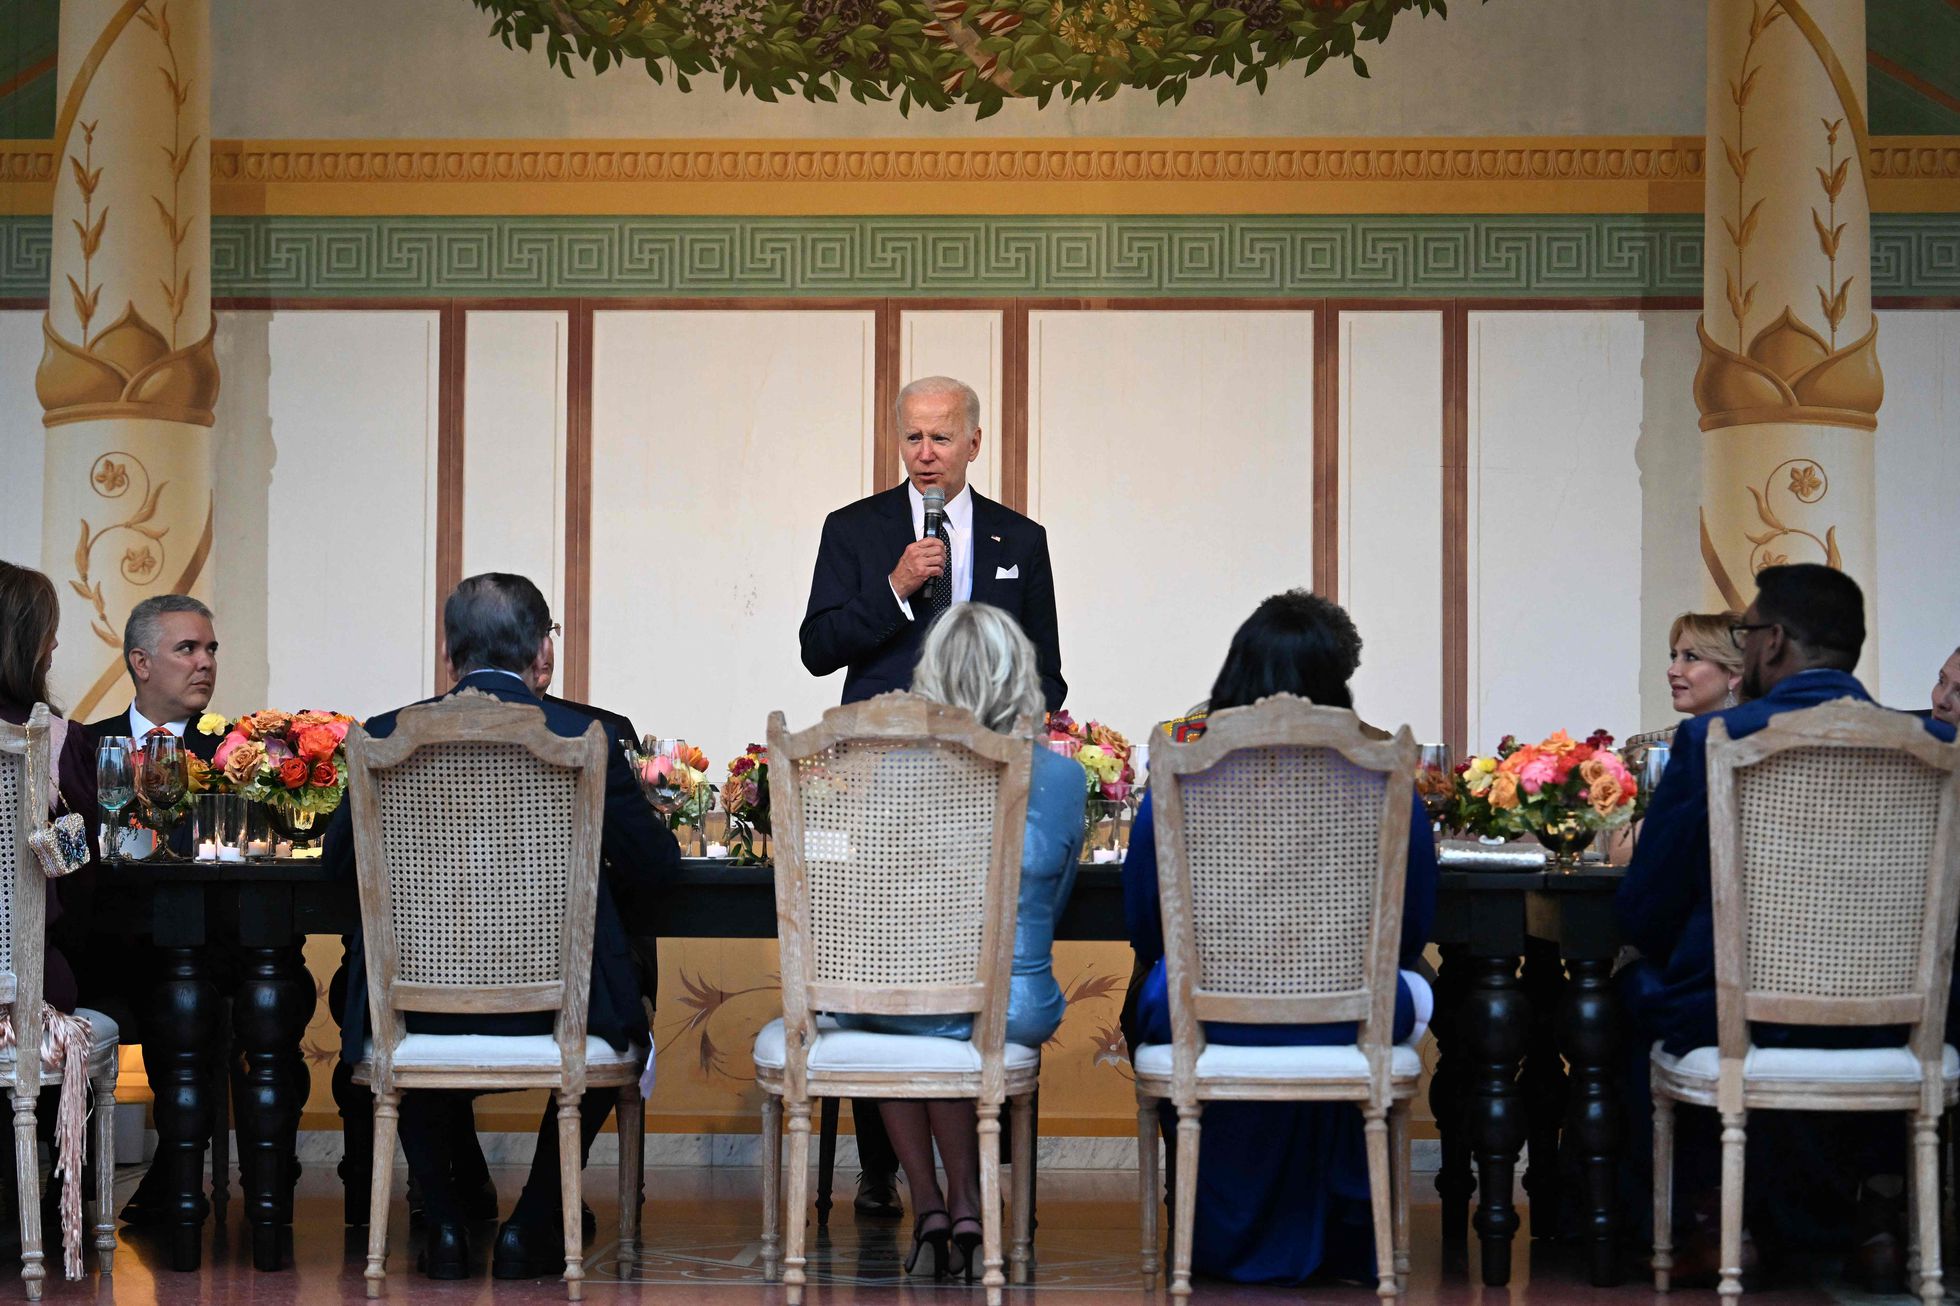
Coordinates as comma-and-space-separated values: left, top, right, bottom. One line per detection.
1122, 590, 1437, 1284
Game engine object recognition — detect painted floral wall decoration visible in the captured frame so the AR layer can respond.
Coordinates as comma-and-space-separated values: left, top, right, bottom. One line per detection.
470, 0, 1464, 117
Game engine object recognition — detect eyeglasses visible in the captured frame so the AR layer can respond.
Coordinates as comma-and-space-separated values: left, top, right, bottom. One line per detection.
1729, 622, 1775, 650
549, 622, 563, 637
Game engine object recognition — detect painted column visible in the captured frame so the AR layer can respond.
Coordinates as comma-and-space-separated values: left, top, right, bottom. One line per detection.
1697, 0, 1882, 667
36, 0, 216, 719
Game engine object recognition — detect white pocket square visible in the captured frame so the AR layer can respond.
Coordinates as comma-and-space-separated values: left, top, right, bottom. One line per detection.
995, 565, 1019, 580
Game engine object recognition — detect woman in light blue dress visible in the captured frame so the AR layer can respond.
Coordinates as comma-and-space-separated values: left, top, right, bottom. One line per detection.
831, 602, 1084, 1278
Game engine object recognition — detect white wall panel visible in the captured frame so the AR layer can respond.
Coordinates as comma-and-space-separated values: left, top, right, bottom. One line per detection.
212, 310, 441, 720
1028, 309, 1313, 744
587, 310, 875, 768
1875, 310, 1960, 706
1339, 311, 1443, 743
897, 310, 1002, 499
0, 311, 43, 567
1466, 311, 1648, 752
463, 310, 569, 644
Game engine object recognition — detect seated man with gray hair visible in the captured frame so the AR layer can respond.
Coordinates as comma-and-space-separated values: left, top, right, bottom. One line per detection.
324, 572, 680, 1281
86, 592, 225, 759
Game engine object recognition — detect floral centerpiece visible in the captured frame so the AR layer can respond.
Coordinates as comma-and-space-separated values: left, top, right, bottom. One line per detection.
1043, 711, 1138, 850
210, 709, 356, 835
1451, 729, 1637, 864
719, 743, 770, 862
632, 741, 713, 829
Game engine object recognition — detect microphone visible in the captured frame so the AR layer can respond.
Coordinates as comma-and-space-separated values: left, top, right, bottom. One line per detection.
921, 487, 946, 605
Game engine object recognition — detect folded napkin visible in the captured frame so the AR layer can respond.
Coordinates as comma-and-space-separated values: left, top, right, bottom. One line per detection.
1437, 839, 1549, 871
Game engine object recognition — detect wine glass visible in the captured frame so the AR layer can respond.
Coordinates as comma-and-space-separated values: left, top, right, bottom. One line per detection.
1630, 742, 1672, 857
630, 736, 690, 821
95, 737, 134, 859
137, 734, 188, 840
1416, 743, 1454, 845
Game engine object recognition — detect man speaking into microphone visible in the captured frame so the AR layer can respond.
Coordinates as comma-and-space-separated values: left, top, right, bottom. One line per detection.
797, 374, 1066, 1220
800, 374, 1065, 711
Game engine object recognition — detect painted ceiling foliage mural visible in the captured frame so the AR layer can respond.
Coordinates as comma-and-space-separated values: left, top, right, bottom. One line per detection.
469, 0, 1457, 117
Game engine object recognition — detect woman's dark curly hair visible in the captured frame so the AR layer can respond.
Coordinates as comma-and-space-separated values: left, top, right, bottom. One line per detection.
1208, 589, 1363, 713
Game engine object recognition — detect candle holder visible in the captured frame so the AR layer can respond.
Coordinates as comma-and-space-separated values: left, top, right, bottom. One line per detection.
192, 793, 249, 862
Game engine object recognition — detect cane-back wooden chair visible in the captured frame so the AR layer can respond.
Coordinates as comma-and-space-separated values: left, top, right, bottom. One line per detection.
1132, 695, 1421, 1299
1650, 700, 1960, 1304
0, 706, 118, 1299
347, 694, 646, 1300
751, 693, 1037, 1306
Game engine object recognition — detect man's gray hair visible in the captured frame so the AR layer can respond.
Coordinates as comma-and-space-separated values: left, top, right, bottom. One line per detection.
911, 603, 1042, 736
444, 573, 552, 677
123, 594, 214, 675
896, 375, 981, 437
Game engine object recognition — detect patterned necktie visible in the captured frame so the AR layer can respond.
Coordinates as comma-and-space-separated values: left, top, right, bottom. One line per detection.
925, 517, 953, 626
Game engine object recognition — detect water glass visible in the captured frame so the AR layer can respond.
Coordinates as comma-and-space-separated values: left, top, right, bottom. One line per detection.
95, 737, 134, 859
1640, 743, 1672, 798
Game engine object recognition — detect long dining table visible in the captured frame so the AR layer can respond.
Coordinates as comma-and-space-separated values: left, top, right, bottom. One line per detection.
95, 854, 1623, 1283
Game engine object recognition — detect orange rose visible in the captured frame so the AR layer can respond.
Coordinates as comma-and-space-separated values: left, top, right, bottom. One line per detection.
1588, 774, 1626, 816
1489, 772, 1520, 810
309, 761, 338, 788
1540, 730, 1578, 756
277, 757, 308, 789
223, 740, 268, 786
240, 709, 292, 741
1578, 758, 1607, 787
295, 724, 340, 763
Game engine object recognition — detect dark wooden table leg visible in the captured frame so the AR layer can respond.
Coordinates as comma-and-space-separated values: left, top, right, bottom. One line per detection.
147, 944, 219, 1272
1519, 937, 1569, 1240
1429, 944, 1475, 1264
1465, 950, 1530, 1286
1559, 954, 1624, 1286
233, 942, 315, 1271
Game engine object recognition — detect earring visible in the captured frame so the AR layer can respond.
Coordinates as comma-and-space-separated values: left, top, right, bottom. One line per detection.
1722, 689, 1739, 709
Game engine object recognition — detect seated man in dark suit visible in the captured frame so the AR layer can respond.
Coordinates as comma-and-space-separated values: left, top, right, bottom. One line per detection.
398, 608, 658, 1238
83, 593, 230, 1225
325, 572, 680, 1280
1616, 564, 1957, 1282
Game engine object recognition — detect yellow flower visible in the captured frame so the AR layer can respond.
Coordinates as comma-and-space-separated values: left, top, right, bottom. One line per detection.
1077, 744, 1121, 784
1472, 756, 1497, 775
197, 711, 228, 736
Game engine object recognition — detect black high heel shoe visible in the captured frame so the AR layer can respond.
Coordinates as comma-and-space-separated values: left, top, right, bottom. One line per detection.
904, 1209, 952, 1279
950, 1215, 983, 1282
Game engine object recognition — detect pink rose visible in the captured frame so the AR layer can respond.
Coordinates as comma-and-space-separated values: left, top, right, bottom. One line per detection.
213, 729, 250, 769
1518, 756, 1558, 794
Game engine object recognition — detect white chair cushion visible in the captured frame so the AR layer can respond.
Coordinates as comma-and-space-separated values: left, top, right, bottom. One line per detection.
368, 1033, 643, 1071
751, 1018, 1039, 1075
1131, 1040, 1424, 1081
1653, 1042, 1960, 1086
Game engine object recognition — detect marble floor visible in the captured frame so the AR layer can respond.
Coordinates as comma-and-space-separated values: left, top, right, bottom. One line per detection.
2, 1162, 1929, 1303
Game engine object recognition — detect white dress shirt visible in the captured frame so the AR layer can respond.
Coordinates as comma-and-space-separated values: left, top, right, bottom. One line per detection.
891, 482, 975, 619
127, 702, 187, 739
